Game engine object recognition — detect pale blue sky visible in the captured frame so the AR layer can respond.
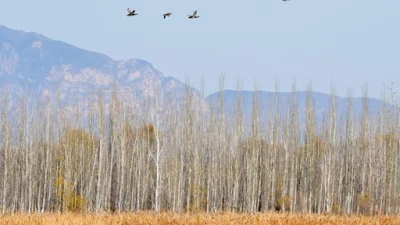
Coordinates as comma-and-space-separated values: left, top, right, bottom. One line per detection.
1, 0, 399, 98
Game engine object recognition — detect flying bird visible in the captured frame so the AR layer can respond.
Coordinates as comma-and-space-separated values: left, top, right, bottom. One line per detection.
127, 8, 138, 16
188, 10, 199, 19
163, 13, 172, 19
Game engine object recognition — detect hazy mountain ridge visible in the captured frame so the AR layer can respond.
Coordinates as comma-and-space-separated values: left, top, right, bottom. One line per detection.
0, 24, 389, 121
206, 90, 386, 125
0, 24, 190, 102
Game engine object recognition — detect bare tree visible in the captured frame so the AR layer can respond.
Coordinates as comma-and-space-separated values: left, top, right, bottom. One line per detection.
0, 79, 399, 215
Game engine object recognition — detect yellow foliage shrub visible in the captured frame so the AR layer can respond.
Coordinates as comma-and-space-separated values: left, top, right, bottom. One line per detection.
55, 171, 87, 212
66, 194, 86, 212
358, 194, 372, 215
133, 124, 157, 143
331, 203, 341, 214
59, 128, 98, 155
278, 196, 291, 212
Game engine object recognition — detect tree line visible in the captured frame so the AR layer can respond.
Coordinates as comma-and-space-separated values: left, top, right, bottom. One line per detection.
0, 79, 399, 215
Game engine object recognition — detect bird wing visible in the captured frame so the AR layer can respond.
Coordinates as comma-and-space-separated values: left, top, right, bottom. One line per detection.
132, 10, 136, 14
193, 10, 197, 16
127, 8, 131, 13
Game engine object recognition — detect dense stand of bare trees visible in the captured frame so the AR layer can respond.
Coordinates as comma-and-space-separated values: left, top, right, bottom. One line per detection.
0, 79, 399, 215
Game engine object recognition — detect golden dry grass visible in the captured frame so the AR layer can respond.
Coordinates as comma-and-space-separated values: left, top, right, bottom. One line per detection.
0, 212, 399, 225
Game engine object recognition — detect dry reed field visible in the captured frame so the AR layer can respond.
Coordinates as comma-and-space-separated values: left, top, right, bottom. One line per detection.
0, 212, 399, 225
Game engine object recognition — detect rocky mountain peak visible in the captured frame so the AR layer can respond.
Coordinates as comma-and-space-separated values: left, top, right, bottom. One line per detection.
0, 24, 187, 102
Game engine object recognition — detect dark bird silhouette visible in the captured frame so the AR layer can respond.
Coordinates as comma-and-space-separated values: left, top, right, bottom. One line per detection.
127, 8, 138, 16
283, 0, 290, 1
188, 10, 199, 19
163, 13, 172, 19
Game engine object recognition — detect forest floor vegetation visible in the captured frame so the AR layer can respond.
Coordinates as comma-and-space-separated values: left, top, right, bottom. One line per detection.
0, 212, 399, 225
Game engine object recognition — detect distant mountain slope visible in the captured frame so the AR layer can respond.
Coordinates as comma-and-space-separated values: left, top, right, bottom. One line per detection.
0, 24, 389, 124
206, 90, 387, 125
0, 24, 193, 102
